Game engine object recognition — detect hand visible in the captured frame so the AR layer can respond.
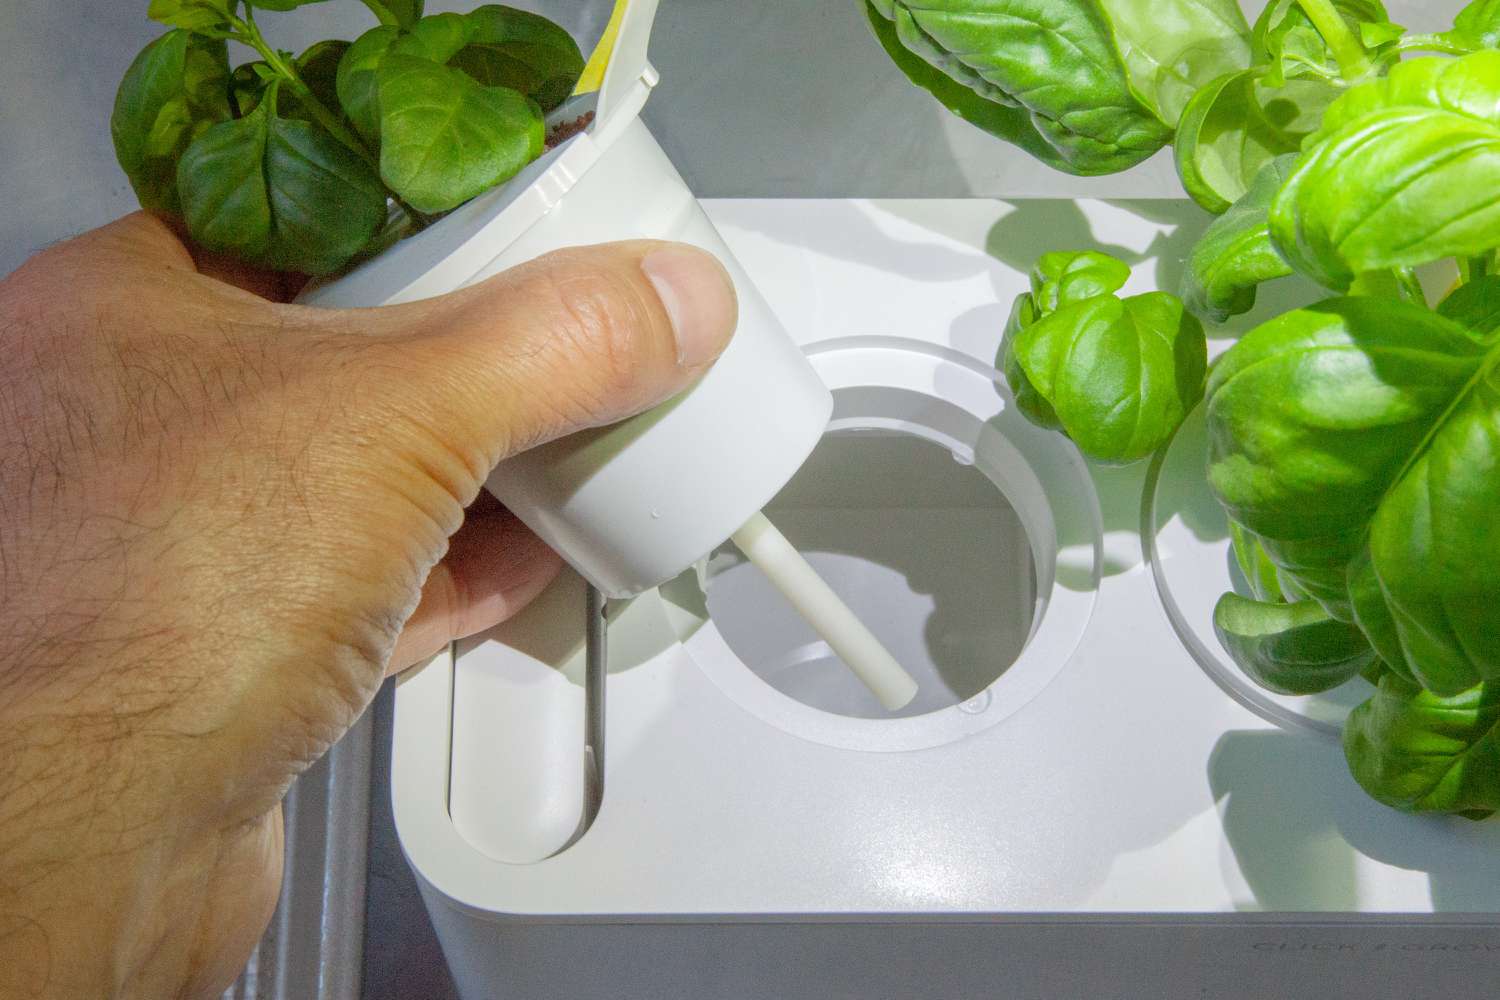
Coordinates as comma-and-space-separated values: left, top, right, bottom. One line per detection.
0, 213, 736, 998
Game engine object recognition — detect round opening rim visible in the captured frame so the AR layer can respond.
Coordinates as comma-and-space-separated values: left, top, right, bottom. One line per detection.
676, 338, 1102, 753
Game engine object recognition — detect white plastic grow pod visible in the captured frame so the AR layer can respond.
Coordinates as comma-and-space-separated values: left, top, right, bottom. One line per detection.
303, 4, 1500, 999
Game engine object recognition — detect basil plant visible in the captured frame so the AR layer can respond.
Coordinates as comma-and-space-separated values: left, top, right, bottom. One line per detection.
113, 0, 584, 274
871, 0, 1500, 818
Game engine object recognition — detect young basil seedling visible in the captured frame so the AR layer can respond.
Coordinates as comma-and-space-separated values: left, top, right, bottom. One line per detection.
1001, 251, 1207, 465
113, 0, 584, 275
868, 0, 1500, 817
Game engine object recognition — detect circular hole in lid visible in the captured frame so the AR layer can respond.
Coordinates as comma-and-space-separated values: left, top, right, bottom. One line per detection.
702, 428, 1038, 720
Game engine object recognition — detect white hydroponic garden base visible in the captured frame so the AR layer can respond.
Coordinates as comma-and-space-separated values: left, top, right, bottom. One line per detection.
396, 199, 1500, 1000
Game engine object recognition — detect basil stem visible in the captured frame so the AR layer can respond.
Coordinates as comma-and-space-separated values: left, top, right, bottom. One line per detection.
1393, 267, 1427, 306
359, 0, 402, 28
1293, 0, 1373, 78
229, 6, 434, 231
231, 8, 376, 169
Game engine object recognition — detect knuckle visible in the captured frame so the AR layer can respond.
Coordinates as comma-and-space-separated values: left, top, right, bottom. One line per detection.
536, 252, 662, 399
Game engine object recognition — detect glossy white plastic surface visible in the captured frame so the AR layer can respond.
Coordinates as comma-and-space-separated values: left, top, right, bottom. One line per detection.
403, 200, 1500, 924
447, 577, 587, 864
471, 119, 831, 597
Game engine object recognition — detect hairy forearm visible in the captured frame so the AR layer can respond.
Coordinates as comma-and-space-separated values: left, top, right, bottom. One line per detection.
0, 680, 282, 1000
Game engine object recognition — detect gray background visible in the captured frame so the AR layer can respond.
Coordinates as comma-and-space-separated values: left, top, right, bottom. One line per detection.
0, 1, 1455, 279
0, 2, 1467, 998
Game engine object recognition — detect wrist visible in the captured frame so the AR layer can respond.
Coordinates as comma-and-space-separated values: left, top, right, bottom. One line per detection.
0, 643, 276, 1000
0, 773, 280, 1000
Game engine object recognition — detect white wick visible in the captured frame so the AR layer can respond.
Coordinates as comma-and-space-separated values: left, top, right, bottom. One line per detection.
730, 511, 919, 711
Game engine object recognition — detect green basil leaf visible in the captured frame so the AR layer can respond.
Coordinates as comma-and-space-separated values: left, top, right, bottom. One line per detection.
1252, 0, 1392, 85
337, 25, 400, 142
1358, 20, 1405, 48
392, 11, 474, 62
1208, 297, 1500, 693
1257, 532, 1363, 617
1251, 0, 1301, 68
1206, 301, 1475, 616
376, 54, 543, 214
1344, 673, 1500, 816
231, 61, 269, 118
1173, 70, 1265, 214
1030, 249, 1131, 313
1447, 0, 1500, 51
1229, 521, 1288, 603
1152, 36, 1258, 128
1271, 52, 1500, 290
1174, 69, 1333, 214
465, 5, 581, 52
1180, 153, 1297, 322
449, 41, 582, 111
1002, 250, 1134, 436
863, 2, 1079, 174
294, 40, 350, 118
176, 86, 387, 274
448, 45, 546, 96
1346, 546, 1418, 685
1363, 358, 1500, 695
148, 0, 235, 32
112, 30, 231, 215
1010, 290, 1207, 464
458, 5, 585, 111
380, 0, 424, 30
866, 0, 1174, 175
1438, 274, 1500, 335
245, 0, 333, 10
1261, 68, 1343, 129
870, 0, 1254, 176
1344, 268, 1406, 301
1213, 592, 1374, 695
337, 14, 474, 143
1304, 52, 1451, 142
1101, 0, 1252, 125
1000, 292, 1062, 432
337, 14, 471, 143
1273, 25, 1329, 85
1207, 298, 1486, 548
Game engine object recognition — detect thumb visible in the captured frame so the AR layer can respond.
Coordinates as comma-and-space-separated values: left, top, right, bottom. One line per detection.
337, 239, 739, 499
